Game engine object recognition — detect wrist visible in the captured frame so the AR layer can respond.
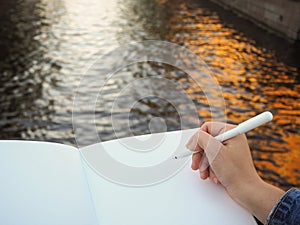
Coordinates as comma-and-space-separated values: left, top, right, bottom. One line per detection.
228, 177, 284, 223
226, 174, 263, 207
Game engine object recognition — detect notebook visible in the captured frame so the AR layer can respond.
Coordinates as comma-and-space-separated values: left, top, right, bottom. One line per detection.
0, 129, 257, 225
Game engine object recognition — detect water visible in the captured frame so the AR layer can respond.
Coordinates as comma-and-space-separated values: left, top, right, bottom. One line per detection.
0, 0, 299, 190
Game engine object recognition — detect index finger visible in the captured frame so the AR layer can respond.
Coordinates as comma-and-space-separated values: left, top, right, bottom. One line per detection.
194, 130, 224, 165
186, 130, 204, 152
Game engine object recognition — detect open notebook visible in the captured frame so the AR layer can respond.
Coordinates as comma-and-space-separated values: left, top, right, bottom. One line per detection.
0, 129, 257, 225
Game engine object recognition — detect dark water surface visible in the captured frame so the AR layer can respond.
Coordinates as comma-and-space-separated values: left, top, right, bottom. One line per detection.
0, 0, 299, 189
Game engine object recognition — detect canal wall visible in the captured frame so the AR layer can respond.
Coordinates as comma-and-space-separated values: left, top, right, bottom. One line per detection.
209, 0, 300, 41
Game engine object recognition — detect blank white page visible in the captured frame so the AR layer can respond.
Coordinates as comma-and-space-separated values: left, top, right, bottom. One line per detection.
81, 130, 257, 225
0, 141, 98, 225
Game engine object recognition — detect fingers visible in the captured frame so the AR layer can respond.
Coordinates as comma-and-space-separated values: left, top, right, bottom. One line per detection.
197, 165, 220, 184
199, 153, 209, 172
191, 152, 201, 170
194, 130, 224, 165
187, 123, 233, 186
191, 152, 210, 180
200, 169, 209, 180
196, 152, 221, 183
187, 130, 204, 170
186, 131, 203, 153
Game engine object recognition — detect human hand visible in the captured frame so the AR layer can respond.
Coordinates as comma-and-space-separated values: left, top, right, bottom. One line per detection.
186, 122, 285, 223
186, 122, 261, 200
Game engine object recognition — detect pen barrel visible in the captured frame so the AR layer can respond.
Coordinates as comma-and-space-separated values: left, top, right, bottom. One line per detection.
237, 111, 273, 134
214, 128, 240, 142
213, 111, 273, 142
175, 111, 273, 159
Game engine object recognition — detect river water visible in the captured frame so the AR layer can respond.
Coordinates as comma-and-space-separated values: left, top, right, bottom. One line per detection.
0, 0, 299, 189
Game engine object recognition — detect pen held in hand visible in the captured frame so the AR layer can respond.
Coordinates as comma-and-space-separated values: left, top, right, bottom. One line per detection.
174, 111, 273, 159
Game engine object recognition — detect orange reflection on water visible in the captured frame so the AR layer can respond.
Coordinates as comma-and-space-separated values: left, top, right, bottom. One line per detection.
164, 0, 300, 189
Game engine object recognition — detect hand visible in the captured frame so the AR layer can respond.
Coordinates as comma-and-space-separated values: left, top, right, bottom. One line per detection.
186, 122, 259, 194
186, 122, 284, 223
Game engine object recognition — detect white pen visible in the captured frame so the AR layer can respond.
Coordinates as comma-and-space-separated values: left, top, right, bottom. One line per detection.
174, 111, 273, 159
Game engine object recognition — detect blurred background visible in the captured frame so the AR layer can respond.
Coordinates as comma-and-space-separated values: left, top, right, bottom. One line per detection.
0, 0, 299, 190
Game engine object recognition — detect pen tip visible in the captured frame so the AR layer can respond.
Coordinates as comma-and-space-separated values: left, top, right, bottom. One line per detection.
174, 156, 178, 159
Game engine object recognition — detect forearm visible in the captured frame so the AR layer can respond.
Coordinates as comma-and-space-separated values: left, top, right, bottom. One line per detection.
233, 178, 285, 224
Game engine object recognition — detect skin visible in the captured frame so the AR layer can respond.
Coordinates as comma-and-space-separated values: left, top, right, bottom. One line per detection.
186, 122, 285, 224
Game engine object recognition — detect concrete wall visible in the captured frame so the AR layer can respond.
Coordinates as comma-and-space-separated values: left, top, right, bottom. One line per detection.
209, 0, 300, 41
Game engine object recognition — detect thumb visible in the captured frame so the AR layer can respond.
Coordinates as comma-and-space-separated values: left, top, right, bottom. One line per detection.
195, 130, 224, 165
